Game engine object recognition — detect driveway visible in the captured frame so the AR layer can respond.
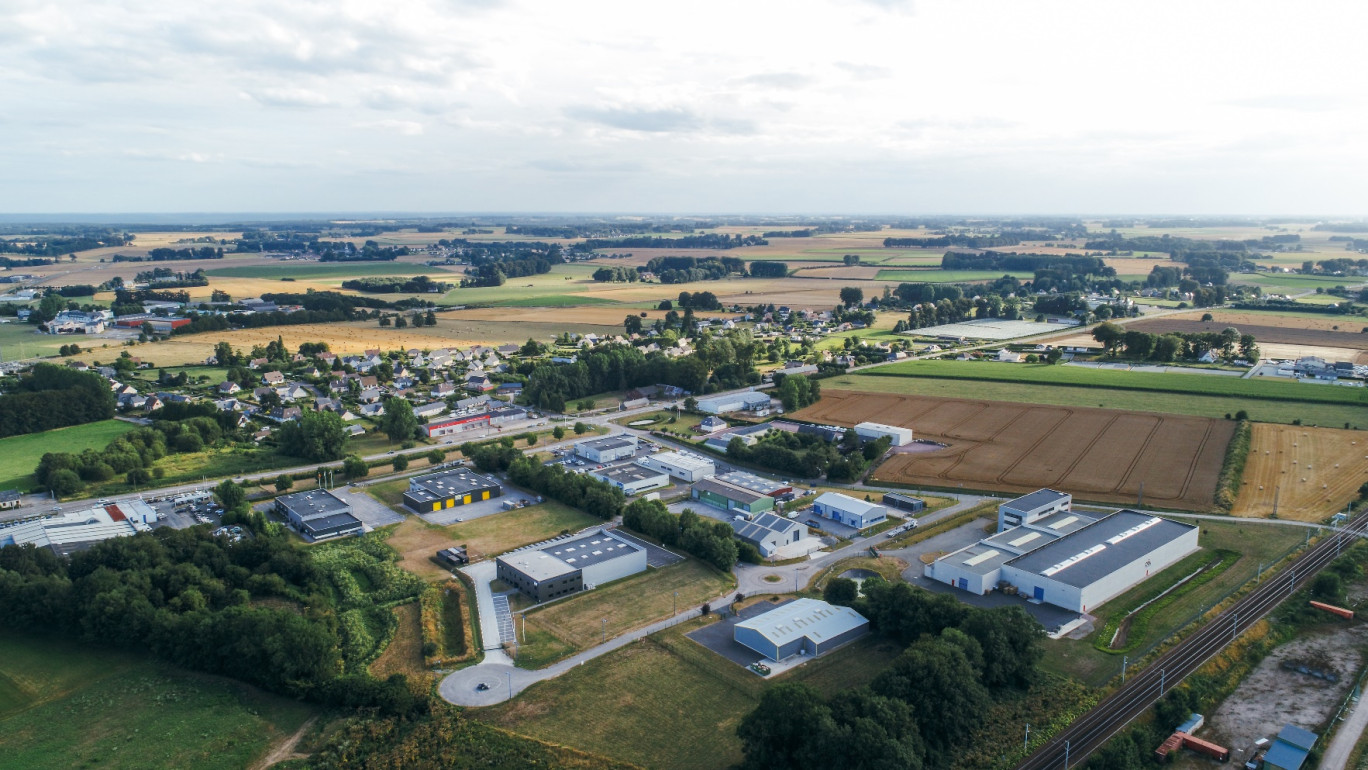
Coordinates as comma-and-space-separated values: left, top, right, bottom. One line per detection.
461, 560, 505, 652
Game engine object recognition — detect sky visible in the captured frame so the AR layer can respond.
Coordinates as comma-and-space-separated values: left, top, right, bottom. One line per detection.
4, 0, 1367, 215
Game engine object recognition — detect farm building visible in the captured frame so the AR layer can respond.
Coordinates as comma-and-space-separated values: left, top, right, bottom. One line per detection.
717, 471, 791, 498
998, 488, 1072, 532
637, 451, 716, 482
927, 509, 1200, 613
695, 391, 772, 414
273, 489, 364, 541
882, 492, 925, 513
496, 529, 647, 602
1264, 725, 1318, 770
854, 422, 913, 446
691, 477, 776, 516
0, 501, 157, 556
812, 492, 887, 529
734, 598, 869, 662
574, 435, 638, 463
421, 413, 491, 438
732, 513, 805, 557
588, 464, 670, 495
402, 467, 502, 512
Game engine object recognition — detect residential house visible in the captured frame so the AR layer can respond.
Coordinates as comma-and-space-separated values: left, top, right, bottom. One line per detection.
269, 406, 302, 422
217, 381, 241, 395
262, 371, 285, 385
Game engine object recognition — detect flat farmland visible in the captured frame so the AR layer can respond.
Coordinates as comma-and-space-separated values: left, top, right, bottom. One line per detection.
1126, 313, 1368, 353
796, 390, 1235, 510
1233, 424, 1368, 520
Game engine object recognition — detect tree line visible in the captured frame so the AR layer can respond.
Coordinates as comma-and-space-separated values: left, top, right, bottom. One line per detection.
1091, 322, 1259, 361
622, 498, 738, 570
0, 364, 115, 439
583, 233, 766, 249
318, 241, 411, 262
341, 276, 451, 293
505, 454, 624, 519
884, 233, 1028, 248
112, 246, 224, 262
941, 250, 1114, 276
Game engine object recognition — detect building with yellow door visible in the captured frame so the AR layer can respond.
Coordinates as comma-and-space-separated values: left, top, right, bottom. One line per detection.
402, 467, 502, 513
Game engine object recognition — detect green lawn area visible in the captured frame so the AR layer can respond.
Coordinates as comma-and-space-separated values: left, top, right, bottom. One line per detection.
0, 632, 315, 770
0, 321, 69, 359
517, 559, 736, 669
1238, 272, 1366, 292
872, 359, 1368, 407
484, 619, 903, 770
79, 445, 300, 499
129, 365, 230, 385
1039, 518, 1307, 687
476, 294, 619, 307
614, 409, 705, 435
825, 373, 1368, 428
207, 263, 440, 278
0, 420, 135, 492
437, 264, 603, 306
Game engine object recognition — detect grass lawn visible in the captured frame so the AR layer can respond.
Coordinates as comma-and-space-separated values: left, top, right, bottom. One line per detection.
0, 420, 135, 492
79, 445, 299, 499
824, 373, 1368, 428
1039, 518, 1307, 687
129, 365, 230, 385
0, 632, 315, 770
873, 359, 1368, 407
517, 559, 736, 668
0, 321, 68, 359
484, 619, 903, 770
614, 409, 704, 435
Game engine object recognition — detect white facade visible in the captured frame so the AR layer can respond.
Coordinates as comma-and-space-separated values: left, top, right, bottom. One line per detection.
811, 492, 887, 529
695, 391, 772, 414
579, 535, 649, 588
574, 435, 638, 463
853, 422, 914, 446
636, 451, 716, 482
588, 465, 669, 495
998, 489, 1072, 532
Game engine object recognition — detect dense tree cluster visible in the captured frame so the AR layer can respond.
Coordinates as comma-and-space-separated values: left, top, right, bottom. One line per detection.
773, 373, 820, 411
675, 290, 722, 310
726, 427, 886, 482
1091, 322, 1259, 362
276, 410, 350, 462
505, 455, 624, 519
591, 266, 640, 282
135, 267, 210, 287
740, 580, 1043, 769
0, 228, 131, 255
622, 499, 738, 570
341, 276, 451, 293
112, 247, 223, 262
319, 241, 410, 262
942, 251, 1114, 277
0, 364, 115, 439
55, 284, 97, 297
748, 260, 789, 277
0, 529, 426, 717
883, 233, 1028, 248
645, 255, 746, 283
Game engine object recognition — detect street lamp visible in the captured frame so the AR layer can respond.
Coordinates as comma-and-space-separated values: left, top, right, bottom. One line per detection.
602, 617, 607, 644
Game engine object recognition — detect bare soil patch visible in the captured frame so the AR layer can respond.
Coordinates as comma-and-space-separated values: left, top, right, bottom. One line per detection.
1128, 315, 1368, 351
795, 390, 1234, 510
1233, 424, 1368, 521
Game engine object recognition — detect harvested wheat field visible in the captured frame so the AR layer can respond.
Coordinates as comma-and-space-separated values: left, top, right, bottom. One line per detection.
794, 390, 1235, 510
1233, 424, 1368, 521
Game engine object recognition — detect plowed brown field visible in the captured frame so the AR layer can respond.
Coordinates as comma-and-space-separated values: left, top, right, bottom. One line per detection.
794, 390, 1235, 510
1233, 424, 1368, 521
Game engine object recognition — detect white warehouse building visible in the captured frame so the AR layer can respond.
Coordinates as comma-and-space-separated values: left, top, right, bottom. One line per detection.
636, 451, 716, 483
927, 508, 1200, 614
854, 422, 914, 446
811, 491, 888, 529
574, 435, 638, 463
695, 391, 772, 414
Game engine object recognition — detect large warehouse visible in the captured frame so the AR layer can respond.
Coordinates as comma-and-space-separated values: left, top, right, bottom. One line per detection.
637, 450, 716, 482
402, 467, 502, 512
422, 413, 491, 438
574, 435, 638, 463
734, 599, 869, 662
812, 492, 888, 529
0, 501, 157, 556
854, 422, 913, 446
588, 464, 670, 495
927, 508, 1200, 613
695, 391, 772, 414
274, 489, 365, 541
496, 529, 647, 602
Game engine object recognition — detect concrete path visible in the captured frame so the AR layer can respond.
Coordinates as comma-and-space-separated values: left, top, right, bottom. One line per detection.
460, 561, 505, 651
1320, 690, 1368, 770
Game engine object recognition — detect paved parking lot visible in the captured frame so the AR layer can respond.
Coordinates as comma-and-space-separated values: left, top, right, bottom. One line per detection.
687, 598, 795, 666
609, 528, 684, 567
333, 486, 406, 528
419, 490, 540, 526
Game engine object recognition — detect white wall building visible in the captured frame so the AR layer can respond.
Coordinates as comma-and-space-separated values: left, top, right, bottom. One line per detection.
588, 464, 670, 495
695, 391, 772, 414
998, 489, 1072, 532
636, 451, 716, 483
853, 422, 914, 446
574, 435, 638, 463
0, 501, 156, 557
811, 492, 887, 529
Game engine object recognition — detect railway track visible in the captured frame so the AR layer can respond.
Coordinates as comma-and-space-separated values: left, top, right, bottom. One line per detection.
1016, 512, 1367, 770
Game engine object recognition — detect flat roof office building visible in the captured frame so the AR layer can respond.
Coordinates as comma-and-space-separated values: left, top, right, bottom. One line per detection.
274, 489, 364, 541
574, 435, 638, 463
403, 468, 502, 512
589, 464, 670, 495
998, 489, 1072, 533
496, 529, 647, 602
637, 451, 716, 483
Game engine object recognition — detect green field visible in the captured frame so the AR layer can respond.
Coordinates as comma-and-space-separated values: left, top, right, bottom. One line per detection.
872, 359, 1368, 407
824, 373, 1368, 428
484, 619, 903, 770
0, 632, 315, 770
207, 263, 443, 279
1039, 518, 1306, 687
470, 294, 618, 308
0, 321, 69, 359
0, 420, 135, 492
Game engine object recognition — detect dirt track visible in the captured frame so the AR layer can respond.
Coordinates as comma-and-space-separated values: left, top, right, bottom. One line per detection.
795, 391, 1234, 510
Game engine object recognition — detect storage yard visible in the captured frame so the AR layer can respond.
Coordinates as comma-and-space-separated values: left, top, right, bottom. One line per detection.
1233, 424, 1368, 521
796, 390, 1234, 510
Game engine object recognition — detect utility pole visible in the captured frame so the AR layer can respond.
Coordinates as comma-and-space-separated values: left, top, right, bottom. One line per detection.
1272, 485, 1280, 518
602, 618, 606, 644
1121, 656, 1128, 683
1024, 723, 1030, 753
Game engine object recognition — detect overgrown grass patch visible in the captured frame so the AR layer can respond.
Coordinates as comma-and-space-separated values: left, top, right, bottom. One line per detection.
0, 419, 134, 492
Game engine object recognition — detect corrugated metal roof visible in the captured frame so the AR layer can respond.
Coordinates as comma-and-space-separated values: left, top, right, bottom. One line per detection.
735, 598, 867, 646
